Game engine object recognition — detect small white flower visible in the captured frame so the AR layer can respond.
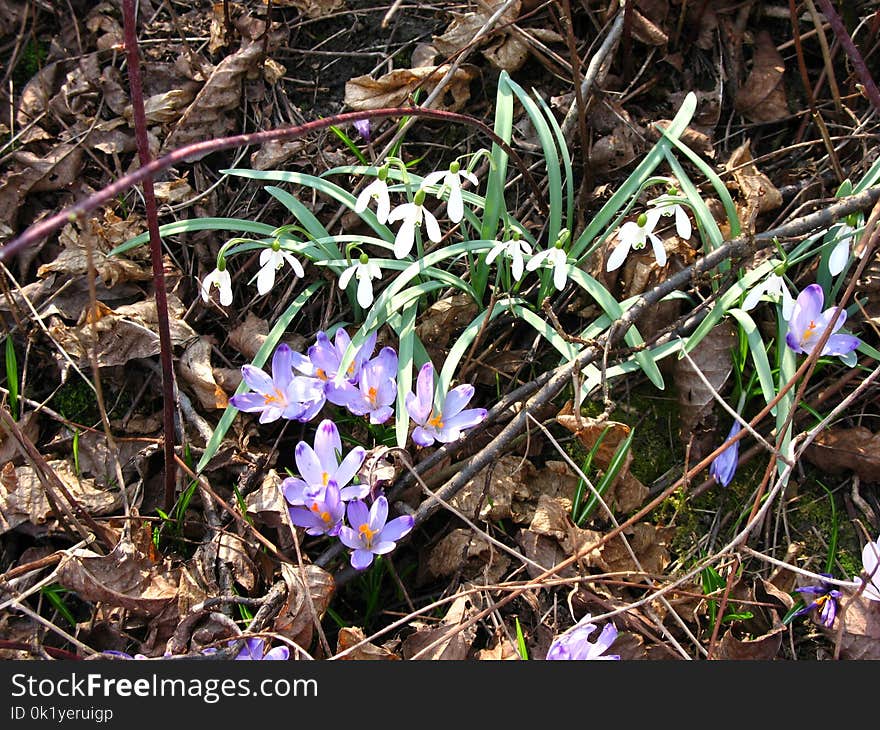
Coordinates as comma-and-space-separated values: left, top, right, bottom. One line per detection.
650, 197, 692, 240
828, 221, 857, 276
354, 177, 391, 224
485, 237, 533, 282
338, 255, 382, 308
606, 209, 664, 272
386, 193, 442, 259
741, 272, 795, 320
856, 534, 880, 602
257, 247, 305, 296
200, 266, 233, 307
421, 162, 479, 224
525, 245, 570, 290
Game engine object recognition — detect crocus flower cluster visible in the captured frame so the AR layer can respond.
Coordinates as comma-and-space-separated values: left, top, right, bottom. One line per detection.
281, 426, 414, 569
230, 330, 398, 427
545, 614, 620, 660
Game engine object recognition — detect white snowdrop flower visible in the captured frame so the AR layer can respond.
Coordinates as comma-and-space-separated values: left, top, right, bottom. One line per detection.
606, 209, 664, 272
354, 173, 392, 225
741, 272, 796, 320
200, 266, 233, 307
526, 243, 570, 291
386, 189, 443, 259
485, 235, 533, 282
257, 245, 305, 296
828, 221, 858, 276
421, 161, 479, 224
338, 253, 382, 308
649, 194, 692, 240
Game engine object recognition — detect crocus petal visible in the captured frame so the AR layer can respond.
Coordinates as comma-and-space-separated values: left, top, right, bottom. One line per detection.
792, 285, 824, 337
229, 393, 272, 413
823, 333, 860, 356
334, 447, 366, 489
411, 426, 436, 447
379, 514, 414, 543
350, 548, 375, 570
338, 526, 361, 550
346, 499, 371, 531
369, 495, 389, 532
282, 477, 308, 505
314, 419, 342, 470
443, 408, 487, 433
590, 623, 619, 656
263, 647, 289, 660
442, 384, 475, 418
271, 344, 293, 392
410, 362, 435, 423
239, 364, 274, 395
294, 442, 325, 487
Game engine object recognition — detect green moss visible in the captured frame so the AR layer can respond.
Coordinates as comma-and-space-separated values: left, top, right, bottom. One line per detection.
12, 39, 48, 89
51, 379, 100, 425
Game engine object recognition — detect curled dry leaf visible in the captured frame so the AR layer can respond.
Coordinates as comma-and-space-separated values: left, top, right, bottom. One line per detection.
48, 293, 197, 369
345, 65, 478, 112
162, 40, 268, 157
228, 312, 270, 360
245, 469, 288, 529
725, 140, 783, 233
0, 459, 129, 536
217, 532, 258, 593
179, 336, 229, 410
401, 591, 481, 660
803, 426, 880, 483
57, 536, 179, 617
593, 523, 674, 577
336, 626, 401, 660
735, 30, 789, 123
274, 563, 335, 651
419, 528, 511, 585
37, 210, 152, 288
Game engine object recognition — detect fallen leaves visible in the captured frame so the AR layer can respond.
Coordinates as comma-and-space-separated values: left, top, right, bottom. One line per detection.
735, 30, 789, 123
803, 426, 880, 483
345, 65, 478, 112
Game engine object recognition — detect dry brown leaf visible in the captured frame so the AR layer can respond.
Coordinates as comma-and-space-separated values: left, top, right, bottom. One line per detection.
49, 293, 197, 369
345, 65, 477, 112
716, 622, 785, 660
416, 294, 478, 350
245, 469, 288, 529
556, 401, 631, 470
249, 138, 308, 171
124, 89, 196, 125
179, 336, 228, 410
401, 592, 480, 660
725, 141, 783, 232
735, 30, 789, 123
153, 178, 194, 204
419, 528, 510, 585
57, 536, 179, 617
0, 143, 82, 229
475, 625, 522, 660
594, 523, 674, 576
0, 460, 128, 536
336, 626, 401, 660
37, 210, 152, 288
0, 411, 40, 467
274, 563, 335, 651
674, 318, 736, 463
803, 426, 880, 483
162, 40, 267, 157
228, 312, 270, 360
217, 532, 257, 593
630, 7, 668, 45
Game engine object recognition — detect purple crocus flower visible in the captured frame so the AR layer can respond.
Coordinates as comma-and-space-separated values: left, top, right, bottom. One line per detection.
710, 420, 742, 488
546, 614, 620, 660
785, 284, 860, 358
353, 118, 371, 142
337, 347, 398, 424
291, 329, 378, 406
339, 495, 414, 570
405, 362, 487, 447
288, 480, 346, 537
792, 573, 842, 628
233, 637, 289, 661
282, 419, 368, 504
229, 344, 324, 423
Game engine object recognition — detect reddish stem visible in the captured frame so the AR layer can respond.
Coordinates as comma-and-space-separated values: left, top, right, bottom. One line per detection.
815, 0, 880, 114
122, 0, 178, 513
